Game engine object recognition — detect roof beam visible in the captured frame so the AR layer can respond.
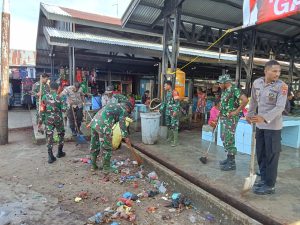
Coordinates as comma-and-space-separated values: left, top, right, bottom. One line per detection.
141, 1, 237, 28
151, 0, 186, 28
208, 0, 242, 9
183, 12, 238, 27
139, 1, 161, 9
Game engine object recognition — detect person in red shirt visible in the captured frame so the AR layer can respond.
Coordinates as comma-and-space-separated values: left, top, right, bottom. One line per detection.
196, 89, 207, 123
128, 94, 136, 109
208, 100, 220, 128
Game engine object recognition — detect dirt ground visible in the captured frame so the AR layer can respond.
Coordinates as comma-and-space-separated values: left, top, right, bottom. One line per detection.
0, 129, 221, 225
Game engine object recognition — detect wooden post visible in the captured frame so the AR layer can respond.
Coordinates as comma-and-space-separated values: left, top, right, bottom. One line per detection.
0, 0, 10, 145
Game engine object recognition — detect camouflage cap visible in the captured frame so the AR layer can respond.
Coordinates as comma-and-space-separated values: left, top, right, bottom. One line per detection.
217, 74, 232, 84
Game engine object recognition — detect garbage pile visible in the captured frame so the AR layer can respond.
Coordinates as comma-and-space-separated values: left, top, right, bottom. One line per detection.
86, 160, 195, 225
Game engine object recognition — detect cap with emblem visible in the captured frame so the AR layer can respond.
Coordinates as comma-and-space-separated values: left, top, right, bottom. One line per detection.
105, 85, 114, 94
217, 74, 233, 84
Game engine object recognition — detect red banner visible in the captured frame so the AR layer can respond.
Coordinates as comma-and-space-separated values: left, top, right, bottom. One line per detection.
243, 0, 300, 27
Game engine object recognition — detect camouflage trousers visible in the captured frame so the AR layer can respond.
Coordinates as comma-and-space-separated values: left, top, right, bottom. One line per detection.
165, 114, 179, 131
220, 116, 239, 155
90, 127, 112, 162
45, 118, 65, 150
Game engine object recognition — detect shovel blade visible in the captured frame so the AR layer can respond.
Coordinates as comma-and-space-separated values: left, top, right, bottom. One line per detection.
241, 174, 257, 194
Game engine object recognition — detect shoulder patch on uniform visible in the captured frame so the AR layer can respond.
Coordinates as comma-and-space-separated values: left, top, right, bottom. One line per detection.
172, 90, 180, 100
281, 83, 288, 95
172, 90, 179, 96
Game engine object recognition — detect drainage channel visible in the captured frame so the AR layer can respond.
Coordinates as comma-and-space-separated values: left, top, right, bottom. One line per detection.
132, 143, 283, 225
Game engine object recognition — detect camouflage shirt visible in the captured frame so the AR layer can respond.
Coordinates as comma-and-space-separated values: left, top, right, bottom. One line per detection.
160, 89, 180, 116
41, 91, 66, 123
32, 82, 50, 103
91, 103, 129, 138
220, 84, 241, 117
114, 94, 129, 103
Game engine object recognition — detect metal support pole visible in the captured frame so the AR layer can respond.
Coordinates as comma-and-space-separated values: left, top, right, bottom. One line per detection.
50, 55, 54, 77
108, 69, 112, 86
161, 17, 169, 98
235, 31, 243, 86
0, 0, 10, 145
72, 23, 76, 84
158, 62, 162, 98
72, 47, 75, 84
289, 54, 295, 85
171, 4, 182, 87
68, 47, 73, 85
161, 0, 182, 95
245, 29, 257, 96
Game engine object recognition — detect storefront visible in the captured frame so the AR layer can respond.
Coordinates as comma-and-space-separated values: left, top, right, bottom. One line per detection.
9, 50, 36, 108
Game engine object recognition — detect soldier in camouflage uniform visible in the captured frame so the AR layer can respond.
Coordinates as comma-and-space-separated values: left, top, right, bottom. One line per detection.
39, 82, 66, 164
89, 101, 133, 173
218, 74, 248, 171
160, 81, 180, 147
114, 93, 129, 103
32, 73, 50, 127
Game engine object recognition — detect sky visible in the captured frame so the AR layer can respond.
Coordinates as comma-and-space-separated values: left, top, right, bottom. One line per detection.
0, 0, 132, 51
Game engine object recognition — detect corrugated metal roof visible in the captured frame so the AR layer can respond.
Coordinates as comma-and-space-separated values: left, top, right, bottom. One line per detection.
129, 5, 161, 25
143, 0, 164, 7
182, 0, 243, 25
44, 27, 162, 51
41, 3, 121, 26
123, 0, 300, 41
42, 3, 71, 17
43, 27, 237, 62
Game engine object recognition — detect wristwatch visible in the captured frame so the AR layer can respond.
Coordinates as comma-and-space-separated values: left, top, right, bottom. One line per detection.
264, 119, 270, 124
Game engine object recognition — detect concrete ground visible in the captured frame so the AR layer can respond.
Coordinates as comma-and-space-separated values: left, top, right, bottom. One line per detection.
131, 129, 300, 224
1, 129, 256, 225
8, 109, 32, 130
3, 113, 250, 225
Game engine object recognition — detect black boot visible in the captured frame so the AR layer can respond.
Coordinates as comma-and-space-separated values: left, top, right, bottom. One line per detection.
48, 148, 56, 164
219, 157, 228, 165
71, 128, 77, 136
220, 154, 236, 171
56, 145, 66, 158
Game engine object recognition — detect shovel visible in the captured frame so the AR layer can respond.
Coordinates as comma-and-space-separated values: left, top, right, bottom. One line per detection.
71, 106, 88, 145
199, 120, 218, 164
241, 124, 257, 194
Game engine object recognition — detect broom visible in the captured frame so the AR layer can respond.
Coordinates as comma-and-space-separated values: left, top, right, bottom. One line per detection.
199, 120, 218, 164
71, 106, 88, 144
37, 76, 44, 134
126, 145, 143, 165
241, 124, 257, 194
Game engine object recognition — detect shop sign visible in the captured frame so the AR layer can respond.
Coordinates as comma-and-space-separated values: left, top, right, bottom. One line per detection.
243, 0, 300, 27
